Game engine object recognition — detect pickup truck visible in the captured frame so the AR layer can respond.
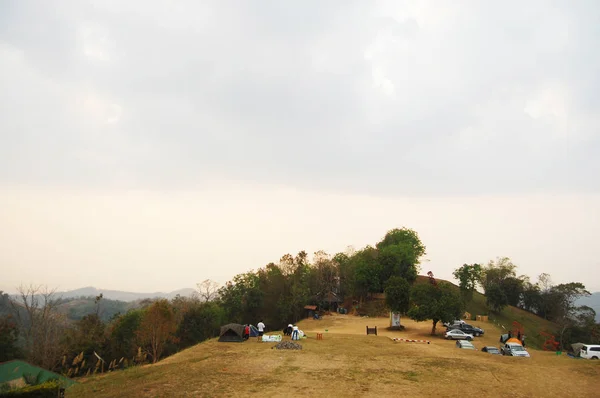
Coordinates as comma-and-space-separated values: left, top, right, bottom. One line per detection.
501, 342, 530, 357
446, 323, 485, 337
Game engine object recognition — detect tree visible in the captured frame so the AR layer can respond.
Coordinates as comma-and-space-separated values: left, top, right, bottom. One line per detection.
376, 228, 426, 285
68, 313, 106, 355
108, 309, 144, 360
314, 251, 339, 311
550, 282, 591, 348
452, 263, 483, 302
333, 251, 354, 300
10, 284, 67, 370
137, 300, 177, 364
481, 257, 517, 293
352, 246, 382, 298
407, 283, 463, 335
486, 284, 508, 313
218, 272, 263, 325
177, 301, 223, 348
384, 276, 411, 314
0, 315, 21, 361
196, 280, 219, 303
500, 277, 524, 307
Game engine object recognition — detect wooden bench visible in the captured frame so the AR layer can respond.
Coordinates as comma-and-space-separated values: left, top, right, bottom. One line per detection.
366, 326, 378, 336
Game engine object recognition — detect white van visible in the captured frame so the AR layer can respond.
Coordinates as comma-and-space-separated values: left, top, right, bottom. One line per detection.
580, 344, 600, 359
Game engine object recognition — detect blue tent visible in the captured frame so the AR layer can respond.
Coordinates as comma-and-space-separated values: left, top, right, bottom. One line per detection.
248, 325, 260, 337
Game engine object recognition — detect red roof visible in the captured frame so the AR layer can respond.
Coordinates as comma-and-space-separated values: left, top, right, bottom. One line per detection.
304, 305, 317, 310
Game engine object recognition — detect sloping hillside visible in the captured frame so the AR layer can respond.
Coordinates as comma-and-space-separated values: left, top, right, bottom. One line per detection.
414, 275, 558, 349
67, 315, 599, 398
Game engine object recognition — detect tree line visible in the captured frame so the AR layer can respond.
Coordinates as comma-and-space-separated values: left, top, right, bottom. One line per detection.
1, 227, 598, 377
453, 258, 599, 347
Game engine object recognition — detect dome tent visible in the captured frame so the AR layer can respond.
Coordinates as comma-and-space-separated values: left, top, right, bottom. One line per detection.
218, 323, 245, 342
506, 338, 523, 345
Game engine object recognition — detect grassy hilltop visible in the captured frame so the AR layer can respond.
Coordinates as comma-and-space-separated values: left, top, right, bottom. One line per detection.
414, 276, 558, 350
68, 313, 598, 398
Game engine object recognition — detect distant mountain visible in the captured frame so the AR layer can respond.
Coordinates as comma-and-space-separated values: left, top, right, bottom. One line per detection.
55, 286, 196, 302
576, 292, 600, 322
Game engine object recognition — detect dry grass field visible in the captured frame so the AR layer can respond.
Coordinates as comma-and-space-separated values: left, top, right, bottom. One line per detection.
68, 315, 599, 398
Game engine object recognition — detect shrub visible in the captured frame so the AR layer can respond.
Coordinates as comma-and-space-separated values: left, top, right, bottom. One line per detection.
1, 380, 62, 397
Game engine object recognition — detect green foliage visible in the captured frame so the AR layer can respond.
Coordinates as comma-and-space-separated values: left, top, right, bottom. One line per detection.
108, 309, 144, 360
376, 228, 426, 285
352, 246, 382, 296
177, 302, 224, 348
384, 277, 411, 314
0, 315, 21, 361
408, 282, 463, 335
218, 272, 263, 325
66, 314, 106, 356
481, 257, 517, 292
452, 263, 483, 302
1, 380, 61, 397
486, 284, 508, 313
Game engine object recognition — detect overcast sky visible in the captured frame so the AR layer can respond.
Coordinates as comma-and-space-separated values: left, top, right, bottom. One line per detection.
1, 1, 599, 293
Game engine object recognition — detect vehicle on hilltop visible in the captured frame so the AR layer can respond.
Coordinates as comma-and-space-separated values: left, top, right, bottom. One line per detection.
445, 329, 474, 341
501, 342, 530, 357
447, 323, 484, 337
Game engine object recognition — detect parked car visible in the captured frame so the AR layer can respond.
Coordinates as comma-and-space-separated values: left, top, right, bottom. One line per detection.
501, 342, 530, 357
445, 329, 474, 341
447, 323, 485, 337
481, 346, 501, 355
443, 319, 466, 327
456, 340, 477, 350
580, 344, 600, 359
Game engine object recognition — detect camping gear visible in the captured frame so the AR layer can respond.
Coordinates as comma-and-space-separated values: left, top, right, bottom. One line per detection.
248, 324, 260, 337
571, 342, 585, 357
261, 334, 282, 342
218, 323, 245, 342
506, 337, 522, 345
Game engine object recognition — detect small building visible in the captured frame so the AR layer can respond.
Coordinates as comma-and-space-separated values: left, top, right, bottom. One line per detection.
304, 305, 318, 318
314, 291, 342, 312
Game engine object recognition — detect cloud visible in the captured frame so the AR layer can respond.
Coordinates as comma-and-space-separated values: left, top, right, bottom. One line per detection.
1, 0, 599, 195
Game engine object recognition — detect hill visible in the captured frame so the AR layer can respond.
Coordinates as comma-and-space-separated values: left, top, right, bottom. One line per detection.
54, 286, 196, 302
576, 292, 600, 322
67, 314, 599, 398
414, 275, 558, 349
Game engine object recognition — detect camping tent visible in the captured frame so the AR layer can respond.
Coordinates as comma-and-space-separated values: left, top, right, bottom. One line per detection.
506, 338, 523, 345
248, 325, 260, 337
218, 323, 245, 342
571, 342, 585, 356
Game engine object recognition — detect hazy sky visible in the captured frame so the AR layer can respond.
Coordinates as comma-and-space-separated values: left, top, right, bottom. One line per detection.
1, 1, 599, 293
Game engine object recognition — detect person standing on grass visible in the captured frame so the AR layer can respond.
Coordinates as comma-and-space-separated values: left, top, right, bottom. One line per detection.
522, 335, 526, 348
257, 320, 266, 337
244, 324, 250, 340
291, 325, 299, 341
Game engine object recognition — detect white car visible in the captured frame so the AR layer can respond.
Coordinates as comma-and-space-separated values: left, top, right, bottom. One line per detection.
580, 344, 600, 359
501, 343, 530, 357
443, 319, 466, 327
445, 329, 474, 341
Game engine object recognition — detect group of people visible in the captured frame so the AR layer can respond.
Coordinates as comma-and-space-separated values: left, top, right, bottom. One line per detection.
502, 330, 527, 347
284, 324, 301, 340
242, 320, 266, 340
241, 320, 303, 341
